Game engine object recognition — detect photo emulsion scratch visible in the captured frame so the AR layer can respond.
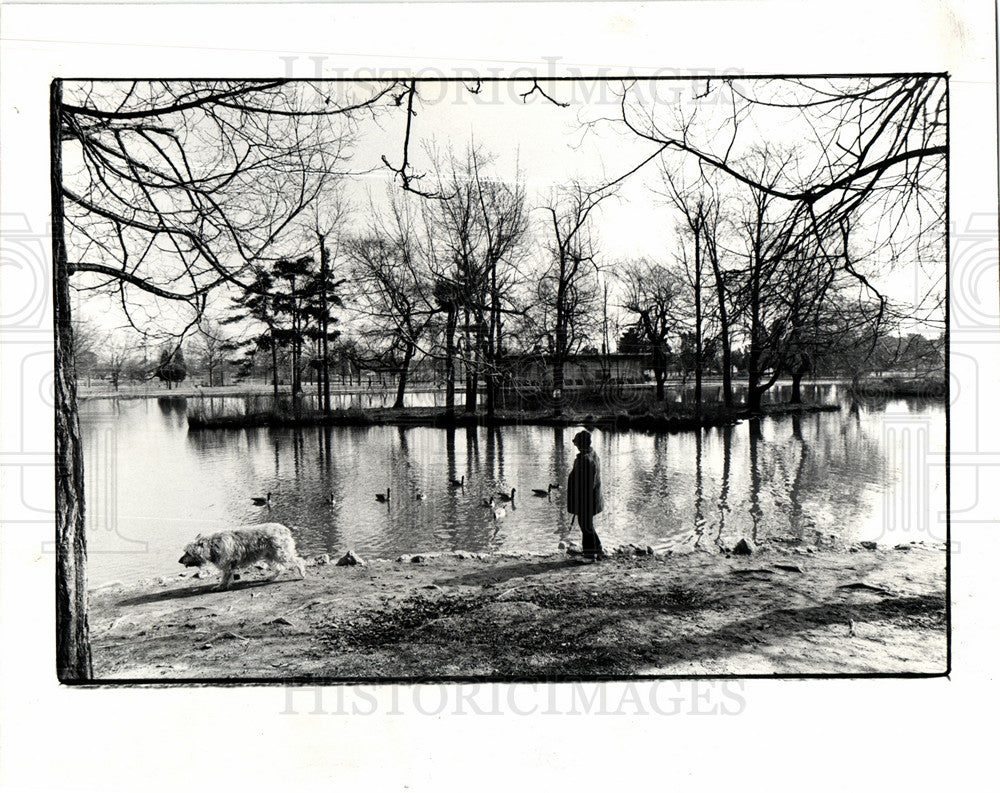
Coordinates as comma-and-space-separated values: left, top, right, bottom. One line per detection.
50, 76, 948, 683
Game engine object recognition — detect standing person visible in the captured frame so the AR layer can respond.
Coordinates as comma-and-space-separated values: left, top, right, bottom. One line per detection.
566, 430, 604, 562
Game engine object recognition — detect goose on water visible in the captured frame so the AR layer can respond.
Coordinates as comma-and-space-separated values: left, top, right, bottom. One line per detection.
251, 492, 272, 507
495, 487, 516, 503
375, 487, 391, 503
531, 484, 557, 497
450, 475, 465, 488
483, 498, 505, 521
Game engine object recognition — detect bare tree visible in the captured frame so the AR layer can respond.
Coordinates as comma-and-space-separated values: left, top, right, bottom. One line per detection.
538, 181, 613, 415
421, 156, 480, 419
700, 197, 736, 407
71, 318, 100, 387
193, 318, 230, 387
658, 166, 733, 408
617, 77, 945, 242
468, 149, 529, 417
304, 186, 351, 415
723, 149, 893, 411
729, 151, 811, 411
102, 335, 136, 391
619, 258, 683, 400
419, 147, 529, 417
347, 188, 435, 409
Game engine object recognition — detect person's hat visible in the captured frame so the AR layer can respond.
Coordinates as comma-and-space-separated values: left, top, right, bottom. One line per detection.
572, 430, 592, 449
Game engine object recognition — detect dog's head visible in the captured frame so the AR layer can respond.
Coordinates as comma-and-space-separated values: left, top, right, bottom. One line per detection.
179, 535, 209, 567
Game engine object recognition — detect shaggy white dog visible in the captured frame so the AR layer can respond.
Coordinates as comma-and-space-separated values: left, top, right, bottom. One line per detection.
179, 523, 307, 589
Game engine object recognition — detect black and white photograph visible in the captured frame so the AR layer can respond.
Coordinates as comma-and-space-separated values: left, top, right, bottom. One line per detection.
53, 73, 948, 681
0, 1, 997, 791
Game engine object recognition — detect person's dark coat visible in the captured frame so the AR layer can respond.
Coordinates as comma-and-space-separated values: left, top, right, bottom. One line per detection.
566, 449, 603, 516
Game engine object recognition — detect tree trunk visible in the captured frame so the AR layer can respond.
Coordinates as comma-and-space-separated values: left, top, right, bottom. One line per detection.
444, 305, 457, 419
462, 309, 478, 414
319, 239, 332, 416
710, 254, 733, 408
464, 371, 477, 412
485, 321, 495, 419
552, 354, 565, 415
747, 241, 762, 413
487, 282, 506, 416
271, 336, 279, 404
393, 342, 414, 409
485, 371, 496, 418
790, 371, 803, 404
553, 287, 567, 416
53, 80, 94, 681
721, 338, 733, 408
467, 325, 484, 414
694, 225, 703, 416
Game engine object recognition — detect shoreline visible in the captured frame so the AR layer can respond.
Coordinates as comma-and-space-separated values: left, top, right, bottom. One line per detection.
89, 540, 947, 680
185, 402, 842, 432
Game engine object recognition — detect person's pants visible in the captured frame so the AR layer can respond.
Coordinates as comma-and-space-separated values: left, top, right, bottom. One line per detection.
578, 512, 603, 558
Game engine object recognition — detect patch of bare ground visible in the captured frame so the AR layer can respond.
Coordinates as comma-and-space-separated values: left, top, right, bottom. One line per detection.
89, 542, 947, 680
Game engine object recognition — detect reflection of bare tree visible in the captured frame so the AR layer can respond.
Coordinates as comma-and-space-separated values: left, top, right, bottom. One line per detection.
716, 425, 732, 550
465, 426, 480, 485
319, 426, 335, 489
693, 430, 706, 549
393, 427, 429, 521
397, 426, 419, 488
484, 426, 497, 484
445, 427, 458, 492
551, 427, 569, 534
292, 428, 305, 478
754, 410, 889, 540
787, 414, 808, 539
748, 419, 763, 543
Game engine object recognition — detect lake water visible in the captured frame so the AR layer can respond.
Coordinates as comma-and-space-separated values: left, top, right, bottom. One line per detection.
81, 385, 947, 584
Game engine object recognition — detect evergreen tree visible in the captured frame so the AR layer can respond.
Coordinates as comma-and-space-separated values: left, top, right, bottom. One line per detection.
155, 347, 187, 389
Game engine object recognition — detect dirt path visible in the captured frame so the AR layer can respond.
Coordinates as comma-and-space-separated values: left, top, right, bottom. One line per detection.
89, 542, 947, 680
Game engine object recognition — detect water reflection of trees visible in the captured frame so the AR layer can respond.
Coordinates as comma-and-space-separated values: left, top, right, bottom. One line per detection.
715, 425, 732, 550
787, 414, 808, 539
748, 419, 763, 544
156, 395, 188, 429
692, 429, 706, 549
551, 427, 570, 539
156, 395, 187, 414
756, 411, 885, 544
177, 402, 899, 561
